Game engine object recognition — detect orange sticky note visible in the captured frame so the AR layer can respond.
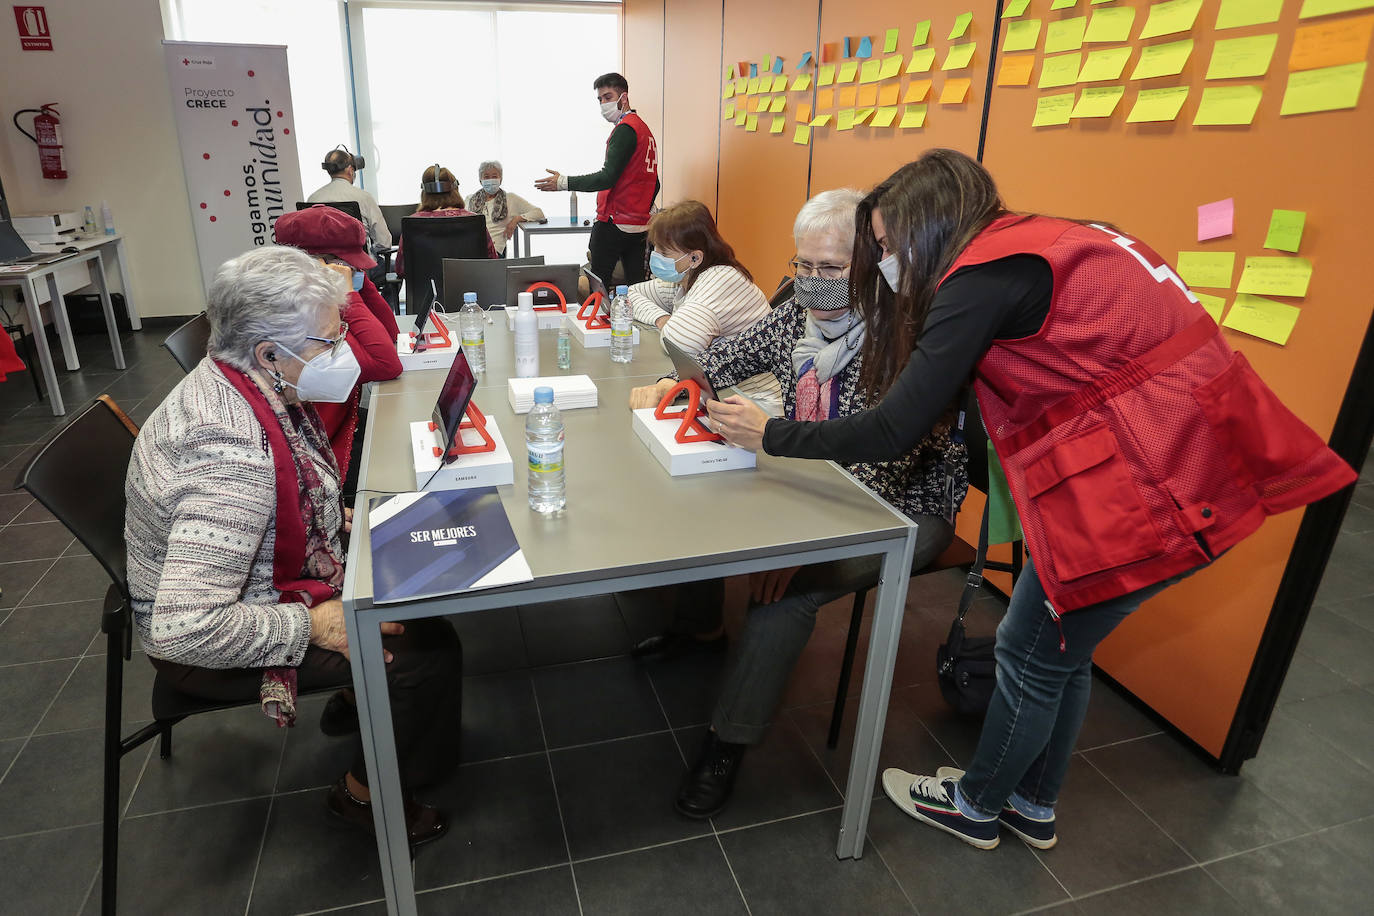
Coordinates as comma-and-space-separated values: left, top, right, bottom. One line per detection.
796, 102, 813, 122
839, 86, 858, 106
903, 79, 932, 102
878, 84, 901, 105
940, 77, 972, 103
997, 54, 1036, 86
857, 84, 879, 106
1288, 14, 1374, 72
818, 88, 835, 108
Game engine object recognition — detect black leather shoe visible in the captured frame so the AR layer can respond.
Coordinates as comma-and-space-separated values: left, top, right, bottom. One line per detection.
674, 731, 747, 819
319, 689, 359, 736
631, 630, 726, 661
326, 777, 449, 847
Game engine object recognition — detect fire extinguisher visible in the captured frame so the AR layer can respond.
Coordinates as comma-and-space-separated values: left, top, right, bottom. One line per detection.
12, 104, 68, 180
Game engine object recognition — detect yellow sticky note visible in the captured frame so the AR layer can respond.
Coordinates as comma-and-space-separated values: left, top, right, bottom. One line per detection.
1237, 256, 1313, 297
770, 115, 786, 134
810, 114, 832, 126
791, 74, 813, 91
908, 48, 937, 73
1130, 38, 1194, 80
900, 103, 929, 127
860, 59, 883, 83
1217, 0, 1283, 29
1139, 0, 1203, 40
1299, 0, 1374, 17
1003, 19, 1043, 52
1193, 85, 1263, 124
1079, 47, 1133, 82
747, 77, 760, 93
1280, 61, 1367, 115
722, 83, 735, 99
1264, 210, 1307, 253
1033, 92, 1076, 125
793, 124, 812, 145
878, 83, 901, 106
1072, 85, 1126, 117
941, 77, 972, 103
722, 102, 735, 119
943, 42, 978, 70
872, 106, 900, 127
884, 27, 900, 53
1194, 291, 1227, 323
1223, 294, 1300, 345
1039, 52, 1082, 88
838, 86, 858, 106
734, 109, 747, 126
745, 113, 759, 132
853, 108, 875, 125
751, 95, 769, 112
949, 12, 974, 40
836, 109, 857, 130
1289, 15, 1374, 72
1206, 34, 1278, 79
1126, 85, 1190, 121
1045, 16, 1088, 53
904, 79, 933, 102
1084, 7, 1136, 43
773, 75, 789, 92
1051, 0, 1079, 8
763, 55, 773, 70
1176, 251, 1236, 287
913, 20, 932, 47
818, 64, 837, 86
857, 84, 879, 106
1003, 0, 1033, 17
769, 96, 788, 113
881, 54, 904, 79
998, 54, 1037, 86
838, 61, 860, 82
817, 88, 835, 108
796, 102, 813, 122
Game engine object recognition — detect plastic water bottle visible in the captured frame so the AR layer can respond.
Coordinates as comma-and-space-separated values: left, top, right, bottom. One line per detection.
526, 387, 566, 513
459, 292, 485, 372
610, 284, 633, 364
101, 200, 115, 236
569, 191, 578, 225
514, 291, 539, 378
83, 206, 97, 236
557, 317, 572, 370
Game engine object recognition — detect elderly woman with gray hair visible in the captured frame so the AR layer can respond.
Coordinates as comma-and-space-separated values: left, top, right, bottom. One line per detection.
633, 190, 968, 820
466, 159, 546, 255
124, 246, 462, 847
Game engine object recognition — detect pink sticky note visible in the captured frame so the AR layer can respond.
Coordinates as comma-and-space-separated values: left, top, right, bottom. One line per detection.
1197, 198, 1234, 242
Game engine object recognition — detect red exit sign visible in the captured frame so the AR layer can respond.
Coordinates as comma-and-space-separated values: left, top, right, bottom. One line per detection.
14, 5, 53, 51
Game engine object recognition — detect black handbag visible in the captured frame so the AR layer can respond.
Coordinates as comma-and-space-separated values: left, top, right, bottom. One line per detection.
937, 502, 998, 717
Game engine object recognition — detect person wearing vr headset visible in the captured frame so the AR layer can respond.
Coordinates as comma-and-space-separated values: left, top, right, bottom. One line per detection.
535, 72, 659, 286
307, 145, 393, 256
394, 165, 499, 277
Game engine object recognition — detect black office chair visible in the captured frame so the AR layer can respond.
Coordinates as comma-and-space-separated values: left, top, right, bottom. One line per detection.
161, 312, 211, 373
294, 199, 364, 223
375, 205, 414, 312
769, 276, 795, 307
380, 203, 414, 247
400, 215, 489, 317
826, 393, 1021, 747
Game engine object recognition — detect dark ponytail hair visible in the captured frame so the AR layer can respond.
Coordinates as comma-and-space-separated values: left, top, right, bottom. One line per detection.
852, 149, 1007, 400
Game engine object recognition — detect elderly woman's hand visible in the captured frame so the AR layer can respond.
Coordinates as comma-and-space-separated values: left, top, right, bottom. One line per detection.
309, 598, 404, 663
706, 396, 769, 451
629, 379, 676, 410
504, 215, 523, 240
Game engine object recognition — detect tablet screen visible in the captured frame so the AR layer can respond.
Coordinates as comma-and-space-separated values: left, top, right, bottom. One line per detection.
431, 349, 476, 462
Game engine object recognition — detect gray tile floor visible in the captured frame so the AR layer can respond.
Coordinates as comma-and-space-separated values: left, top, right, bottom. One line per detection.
0, 323, 1371, 915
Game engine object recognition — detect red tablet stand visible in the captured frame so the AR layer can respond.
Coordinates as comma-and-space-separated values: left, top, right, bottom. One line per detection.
654, 379, 723, 444
576, 291, 609, 330
525, 281, 568, 313
429, 402, 496, 457
410, 311, 453, 350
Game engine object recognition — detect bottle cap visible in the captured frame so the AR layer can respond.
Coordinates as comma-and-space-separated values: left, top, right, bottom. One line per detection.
533, 386, 555, 405
517, 291, 534, 309
463, 292, 477, 303
616, 284, 629, 295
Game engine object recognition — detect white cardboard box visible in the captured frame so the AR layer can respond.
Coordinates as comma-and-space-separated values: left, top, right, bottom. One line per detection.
507, 375, 599, 414
395, 331, 460, 372
410, 416, 514, 490
503, 307, 573, 331
570, 318, 639, 349
632, 408, 757, 476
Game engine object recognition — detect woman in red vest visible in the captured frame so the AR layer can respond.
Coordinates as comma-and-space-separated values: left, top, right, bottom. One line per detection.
707, 149, 1355, 851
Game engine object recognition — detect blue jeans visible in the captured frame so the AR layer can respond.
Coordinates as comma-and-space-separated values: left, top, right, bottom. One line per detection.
958, 556, 1196, 816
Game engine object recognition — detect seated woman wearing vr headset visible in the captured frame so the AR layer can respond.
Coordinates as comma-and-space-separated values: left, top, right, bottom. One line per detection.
394, 164, 499, 276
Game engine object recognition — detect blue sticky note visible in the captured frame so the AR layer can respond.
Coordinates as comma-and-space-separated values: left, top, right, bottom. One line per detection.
799, 51, 813, 68
749, 62, 758, 77
857, 36, 874, 58
843, 37, 851, 57
772, 56, 784, 74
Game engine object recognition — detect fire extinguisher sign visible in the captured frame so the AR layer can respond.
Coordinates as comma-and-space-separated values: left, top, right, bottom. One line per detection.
13, 6, 53, 51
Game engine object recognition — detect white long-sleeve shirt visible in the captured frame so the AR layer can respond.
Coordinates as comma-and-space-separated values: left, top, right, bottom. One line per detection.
306, 177, 393, 249
629, 265, 783, 413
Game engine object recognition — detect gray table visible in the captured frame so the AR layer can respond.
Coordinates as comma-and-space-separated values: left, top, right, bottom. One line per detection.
343, 328, 917, 916
510, 218, 593, 260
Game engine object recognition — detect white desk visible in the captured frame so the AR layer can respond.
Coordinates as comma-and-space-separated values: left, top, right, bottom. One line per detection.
19, 233, 141, 329
512, 219, 593, 261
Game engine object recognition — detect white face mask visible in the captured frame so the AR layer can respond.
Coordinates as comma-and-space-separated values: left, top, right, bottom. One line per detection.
274, 342, 361, 403
878, 251, 901, 292
599, 95, 624, 123
480, 178, 500, 194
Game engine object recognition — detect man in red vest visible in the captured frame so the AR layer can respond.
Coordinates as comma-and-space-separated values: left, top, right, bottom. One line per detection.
536, 72, 659, 286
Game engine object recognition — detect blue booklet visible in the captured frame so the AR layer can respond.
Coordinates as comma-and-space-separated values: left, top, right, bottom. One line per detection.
368, 488, 532, 604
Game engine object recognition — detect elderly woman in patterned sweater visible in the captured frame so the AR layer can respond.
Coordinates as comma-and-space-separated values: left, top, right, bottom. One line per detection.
125, 246, 462, 847
631, 189, 969, 819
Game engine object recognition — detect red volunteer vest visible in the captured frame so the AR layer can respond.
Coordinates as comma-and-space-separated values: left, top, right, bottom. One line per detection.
944, 215, 1354, 612
596, 112, 658, 226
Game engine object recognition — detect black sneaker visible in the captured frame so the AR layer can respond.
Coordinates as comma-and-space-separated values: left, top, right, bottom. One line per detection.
674, 730, 746, 819
937, 766, 1056, 849
630, 630, 726, 661
882, 768, 999, 849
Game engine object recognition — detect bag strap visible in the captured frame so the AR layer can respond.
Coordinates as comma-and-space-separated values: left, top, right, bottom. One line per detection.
955, 498, 991, 625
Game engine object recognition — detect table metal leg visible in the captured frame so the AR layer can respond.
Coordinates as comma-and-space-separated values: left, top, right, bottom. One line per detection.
23, 277, 65, 416
836, 530, 917, 859
46, 272, 80, 370
111, 239, 141, 330
90, 256, 126, 370
345, 609, 418, 916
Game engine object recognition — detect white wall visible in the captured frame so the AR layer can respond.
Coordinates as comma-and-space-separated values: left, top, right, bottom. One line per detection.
1, 0, 202, 318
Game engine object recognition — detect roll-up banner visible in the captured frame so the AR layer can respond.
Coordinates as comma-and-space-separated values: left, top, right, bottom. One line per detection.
163, 40, 303, 292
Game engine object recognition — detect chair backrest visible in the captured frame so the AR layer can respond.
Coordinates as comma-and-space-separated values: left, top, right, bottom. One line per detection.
294, 200, 364, 224
162, 312, 211, 373
402, 215, 489, 316
444, 255, 544, 309
380, 203, 415, 245
14, 395, 137, 597
769, 276, 795, 308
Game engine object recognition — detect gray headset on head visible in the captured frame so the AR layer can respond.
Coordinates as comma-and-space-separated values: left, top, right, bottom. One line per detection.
422, 163, 453, 194
322, 144, 364, 173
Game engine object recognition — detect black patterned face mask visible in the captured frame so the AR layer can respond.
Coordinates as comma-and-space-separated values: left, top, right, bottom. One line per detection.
793, 275, 850, 311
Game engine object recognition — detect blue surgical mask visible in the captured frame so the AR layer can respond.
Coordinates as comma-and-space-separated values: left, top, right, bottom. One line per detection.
351, 270, 364, 291
480, 178, 500, 194
649, 250, 690, 283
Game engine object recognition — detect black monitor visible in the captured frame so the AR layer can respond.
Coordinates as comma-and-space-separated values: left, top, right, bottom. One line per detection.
432, 349, 477, 464
504, 263, 580, 310
443, 255, 544, 310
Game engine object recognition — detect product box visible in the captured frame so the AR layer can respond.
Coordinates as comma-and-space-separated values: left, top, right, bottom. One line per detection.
503, 307, 570, 331
631, 408, 757, 476
395, 334, 460, 372
410, 418, 514, 490
570, 319, 639, 349
507, 375, 598, 414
